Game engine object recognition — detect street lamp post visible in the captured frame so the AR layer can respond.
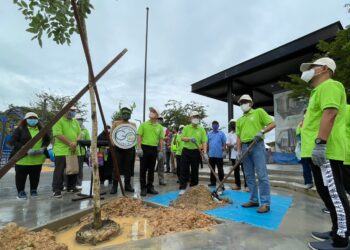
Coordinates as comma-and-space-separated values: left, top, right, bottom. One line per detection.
143, 7, 149, 122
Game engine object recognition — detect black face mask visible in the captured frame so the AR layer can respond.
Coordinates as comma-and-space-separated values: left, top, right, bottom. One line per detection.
122, 113, 131, 121
230, 125, 236, 131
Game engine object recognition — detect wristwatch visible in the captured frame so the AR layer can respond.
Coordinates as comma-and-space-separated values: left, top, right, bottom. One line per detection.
260, 129, 265, 134
315, 138, 327, 144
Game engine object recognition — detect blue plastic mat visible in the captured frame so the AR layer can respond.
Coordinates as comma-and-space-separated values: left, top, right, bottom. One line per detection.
146, 190, 293, 231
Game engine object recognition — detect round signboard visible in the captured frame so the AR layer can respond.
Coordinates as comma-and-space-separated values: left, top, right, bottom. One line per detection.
111, 123, 137, 149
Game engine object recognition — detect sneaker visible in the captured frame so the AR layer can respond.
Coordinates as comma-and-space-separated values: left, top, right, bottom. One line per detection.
257, 205, 270, 213
141, 188, 147, 197
179, 189, 186, 195
159, 182, 167, 186
244, 187, 250, 192
147, 187, 159, 194
311, 231, 332, 241
208, 183, 216, 187
67, 187, 80, 193
104, 180, 109, 187
231, 184, 241, 190
241, 201, 259, 208
305, 183, 314, 190
110, 185, 118, 194
125, 184, 135, 192
53, 191, 62, 198
17, 191, 27, 200
322, 208, 330, 214
308, 239, 349, 250
30, 190, 38, 197
76, 186, 82, 191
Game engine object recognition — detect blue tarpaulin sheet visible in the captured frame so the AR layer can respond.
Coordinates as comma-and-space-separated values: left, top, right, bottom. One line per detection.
146, 189, 293, 231
272, 152, 299, 165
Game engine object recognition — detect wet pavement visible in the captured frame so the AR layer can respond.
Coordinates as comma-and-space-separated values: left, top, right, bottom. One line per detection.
0, 162, 332, 249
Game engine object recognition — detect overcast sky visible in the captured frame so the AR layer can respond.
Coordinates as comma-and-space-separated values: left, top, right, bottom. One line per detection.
1, 0, 349, 142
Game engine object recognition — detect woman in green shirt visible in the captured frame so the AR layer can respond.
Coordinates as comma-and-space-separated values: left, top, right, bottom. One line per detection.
9, 112, 50, 200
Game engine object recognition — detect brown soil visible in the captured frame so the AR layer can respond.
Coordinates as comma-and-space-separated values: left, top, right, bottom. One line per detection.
0, 223, 68, 250
80, 197, 218, 237
170, 184, 227, 210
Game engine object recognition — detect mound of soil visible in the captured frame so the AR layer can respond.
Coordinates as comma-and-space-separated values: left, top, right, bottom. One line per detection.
0, 223, 67, 250
80, 197, 218, 237
170, 185, 226, 210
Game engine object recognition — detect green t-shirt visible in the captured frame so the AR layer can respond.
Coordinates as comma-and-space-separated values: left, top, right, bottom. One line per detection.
52, 117, 81, 156
78, 128, 90, 156
137, 120, 164, 147
301, 79, 346, 161
175, 133, 184, 155
17, 126, 46, 166
181, 124, 208, 150
344, 105, 350, 165
236, 108, 273, 143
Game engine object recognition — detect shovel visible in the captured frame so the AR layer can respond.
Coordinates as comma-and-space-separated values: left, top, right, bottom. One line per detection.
211, 139, 257, 200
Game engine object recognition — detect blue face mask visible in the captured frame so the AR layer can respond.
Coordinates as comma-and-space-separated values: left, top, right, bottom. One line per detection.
212, 124, 219, 131
68, 111, 76, 119
27, 119, 38, 127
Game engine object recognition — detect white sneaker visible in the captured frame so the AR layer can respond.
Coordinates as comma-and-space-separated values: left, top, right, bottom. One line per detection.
305, 184, 314, 190
104, 180, 109, 187
179, 189, 186, 195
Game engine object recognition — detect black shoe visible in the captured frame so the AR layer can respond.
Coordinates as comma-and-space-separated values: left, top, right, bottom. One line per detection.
110, 185, 118, 194
165, 170, 170, 173
208, 183, 216, 187
159, 182, 167, 186
53, 191, 62, 198
147, 187, 159, 194
322, 208, 330, 214
308, 239, 349, 250
311, 231, 332, 241
125, 184, 135, 192
141, 188, 147, 197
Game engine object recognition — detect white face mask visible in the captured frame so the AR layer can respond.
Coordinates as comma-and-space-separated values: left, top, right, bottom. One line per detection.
191, 118, 200, 125
301, 69, 315, 83
240, 103, 251, 112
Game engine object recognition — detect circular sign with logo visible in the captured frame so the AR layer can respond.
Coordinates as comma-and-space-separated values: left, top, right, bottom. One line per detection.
111, 123, 137, 149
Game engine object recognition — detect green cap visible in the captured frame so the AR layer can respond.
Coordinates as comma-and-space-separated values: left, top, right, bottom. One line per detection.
121, 107, 132, 114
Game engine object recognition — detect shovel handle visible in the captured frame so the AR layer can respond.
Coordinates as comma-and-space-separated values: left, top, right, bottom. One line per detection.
215, 139, 258, 192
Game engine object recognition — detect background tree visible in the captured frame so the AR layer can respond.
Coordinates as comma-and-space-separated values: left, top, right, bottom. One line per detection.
279, 25, 350, 99
161, 100, 208, 129
111, 102, 136, 121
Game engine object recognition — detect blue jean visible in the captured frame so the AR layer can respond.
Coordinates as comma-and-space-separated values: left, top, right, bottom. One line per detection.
300, 157, 313, 185
242, 141, 271, 205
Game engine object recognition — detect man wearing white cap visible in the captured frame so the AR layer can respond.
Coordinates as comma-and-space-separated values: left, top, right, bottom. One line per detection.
236, 94, 275, 213
75, 114, 90, 188
179, 111, 208, 195
298, 57, 350, 250
137, 107, 165, 196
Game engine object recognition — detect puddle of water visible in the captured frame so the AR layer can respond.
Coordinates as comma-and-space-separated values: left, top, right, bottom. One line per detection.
55, 217, 152, 250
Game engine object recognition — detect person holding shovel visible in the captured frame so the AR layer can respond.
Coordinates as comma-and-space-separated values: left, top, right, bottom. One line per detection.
236, 94, 275, 213
52, 106, 81, 198
207, 121, 226, 189
137, 107, 165, 197
179, 111, 208, 195
298, 57, 350, 250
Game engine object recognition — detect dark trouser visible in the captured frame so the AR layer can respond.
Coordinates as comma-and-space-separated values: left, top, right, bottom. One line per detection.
310, 160, 350, 247
301, 157, 313, 185
77, 155, 84, 186
114, 147, 134, 185
209, 157, 224, 184
342, 165, 350, 195
176, 155, 182, 180
179, 148, 200, 190
140, 145, 158, 189
166, 151, 171, 171
15, 164, 42, 193
232, 159, 247, 188
52, 156, 78, 192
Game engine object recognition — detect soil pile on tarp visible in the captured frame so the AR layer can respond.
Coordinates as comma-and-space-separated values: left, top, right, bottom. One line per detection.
80, 197, 218, 237
0, 223, 67, 250
170, 185, 226, 210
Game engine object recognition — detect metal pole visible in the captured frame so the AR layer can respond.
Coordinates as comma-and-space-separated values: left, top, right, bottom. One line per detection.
143, 7, 149, 122
227, 80, 233, 131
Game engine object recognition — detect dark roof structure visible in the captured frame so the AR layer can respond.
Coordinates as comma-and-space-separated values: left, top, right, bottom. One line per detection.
191, 21, 343, 115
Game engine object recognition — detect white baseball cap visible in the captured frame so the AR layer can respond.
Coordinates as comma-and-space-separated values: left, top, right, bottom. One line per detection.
75, 114, 83, 120
300, 57, 336, 73
149, 107, 160, 116
229, 118, 236, 123
238, 94, 253, 103
179, 125, 185, 129
190, 111, 200, 117
24, 112, 38, 119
